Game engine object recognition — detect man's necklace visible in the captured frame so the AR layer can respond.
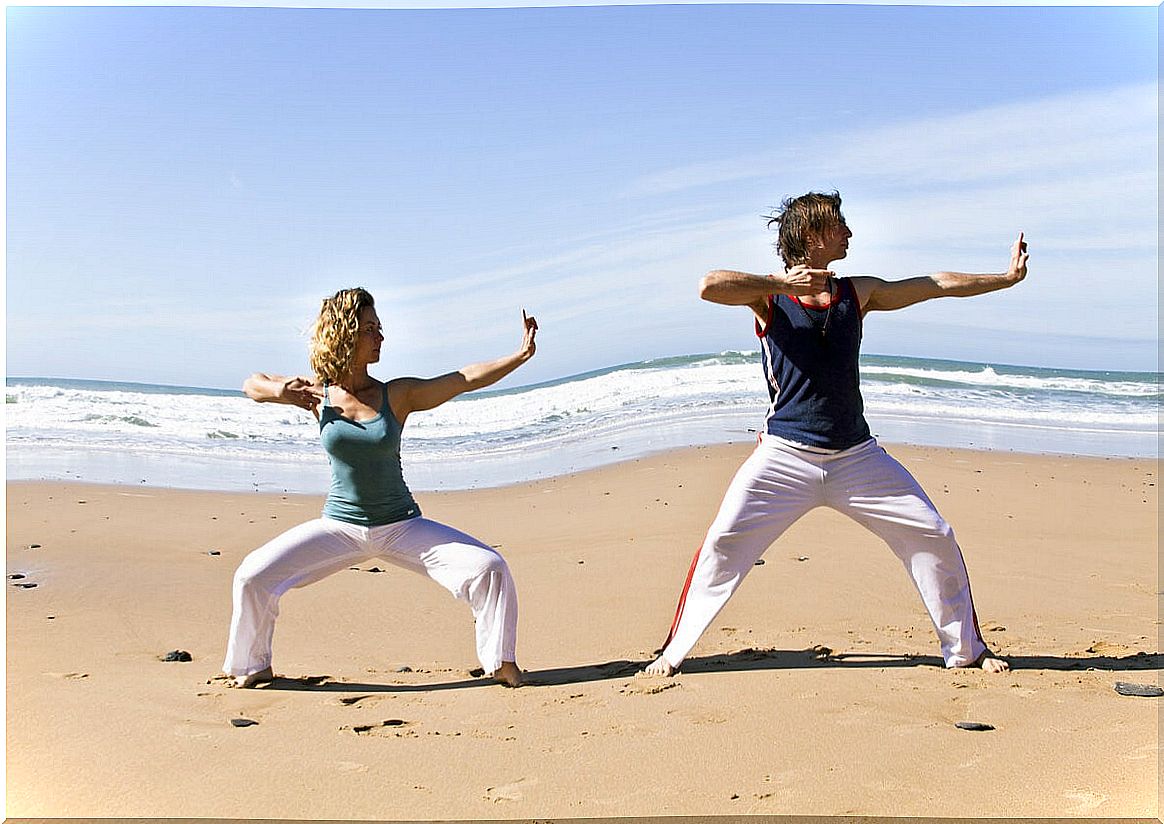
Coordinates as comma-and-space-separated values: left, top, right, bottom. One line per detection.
792, 279, 835, 339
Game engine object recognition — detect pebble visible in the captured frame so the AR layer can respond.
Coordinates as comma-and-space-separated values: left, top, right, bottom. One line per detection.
207, 550, 221, 556
954, 721, 995, 731
161, 650, 193, 662
231, 718, 259, 727
1114, 681, 1163, 698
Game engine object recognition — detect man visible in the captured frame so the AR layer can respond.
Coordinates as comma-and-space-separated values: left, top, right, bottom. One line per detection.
646, 191, 1026, 676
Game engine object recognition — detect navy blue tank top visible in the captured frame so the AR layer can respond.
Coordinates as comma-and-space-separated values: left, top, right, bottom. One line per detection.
319, 382, 421, 526
756, 277, 871, 450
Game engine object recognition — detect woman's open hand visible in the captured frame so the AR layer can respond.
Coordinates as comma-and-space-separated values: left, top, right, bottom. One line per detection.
278, 376, 322, 413
1007, 232, 1029, 285
519, 309, 538, 360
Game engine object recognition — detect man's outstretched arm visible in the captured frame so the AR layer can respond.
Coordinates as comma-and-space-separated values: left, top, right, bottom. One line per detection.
854, 233, 1029, 313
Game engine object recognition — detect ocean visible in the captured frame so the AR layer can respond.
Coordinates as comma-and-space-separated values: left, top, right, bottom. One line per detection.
5, 353, 1159, 493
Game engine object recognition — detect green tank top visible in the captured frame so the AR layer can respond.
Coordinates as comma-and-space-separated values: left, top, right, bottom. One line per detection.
319, 382, 421, 526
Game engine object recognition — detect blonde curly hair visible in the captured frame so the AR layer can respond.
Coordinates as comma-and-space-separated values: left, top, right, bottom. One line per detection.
309, 287, 375, 384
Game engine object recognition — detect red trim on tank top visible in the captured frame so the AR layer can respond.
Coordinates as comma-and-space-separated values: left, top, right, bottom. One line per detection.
791, 277, 847, 310
754, 294, 776, 338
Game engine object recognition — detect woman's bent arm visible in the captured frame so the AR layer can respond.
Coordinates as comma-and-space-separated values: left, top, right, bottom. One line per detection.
243, 373, 322, 415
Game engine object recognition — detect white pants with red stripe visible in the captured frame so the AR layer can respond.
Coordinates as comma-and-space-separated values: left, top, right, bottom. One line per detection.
222, 516, 518, 677
659, 435, 988, 669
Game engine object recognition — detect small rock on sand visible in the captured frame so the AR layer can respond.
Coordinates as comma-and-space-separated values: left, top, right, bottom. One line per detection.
1114, 681, 1163, 698
161, 650, 193, 662
955, 721, 995, 731
231, 718, 259, 727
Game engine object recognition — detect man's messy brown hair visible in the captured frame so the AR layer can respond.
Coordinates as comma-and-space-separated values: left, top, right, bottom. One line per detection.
765, 190, 845, 267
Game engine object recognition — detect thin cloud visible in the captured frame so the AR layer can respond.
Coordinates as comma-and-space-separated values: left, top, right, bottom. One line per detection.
382, 211, 746, 305
623, 82, 1156, 197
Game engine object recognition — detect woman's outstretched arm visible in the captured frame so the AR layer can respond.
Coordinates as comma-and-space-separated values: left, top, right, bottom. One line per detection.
391, 311, 538, 422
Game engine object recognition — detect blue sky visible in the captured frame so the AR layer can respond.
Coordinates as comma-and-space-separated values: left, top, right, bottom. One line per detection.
5, 3, 1158, 389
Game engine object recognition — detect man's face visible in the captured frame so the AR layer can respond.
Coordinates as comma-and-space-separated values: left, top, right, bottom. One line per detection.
814, 217, 852, 263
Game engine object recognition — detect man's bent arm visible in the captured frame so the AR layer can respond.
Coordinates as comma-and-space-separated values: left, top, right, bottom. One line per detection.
701, 266, 834, 306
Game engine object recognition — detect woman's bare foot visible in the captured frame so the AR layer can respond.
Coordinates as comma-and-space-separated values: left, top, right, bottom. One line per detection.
490, 661, 523, 688
642, 655, 675, 677
207, 667, 274, 689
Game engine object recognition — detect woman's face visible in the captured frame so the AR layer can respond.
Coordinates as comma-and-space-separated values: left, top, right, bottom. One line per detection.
352, 305, 384, 368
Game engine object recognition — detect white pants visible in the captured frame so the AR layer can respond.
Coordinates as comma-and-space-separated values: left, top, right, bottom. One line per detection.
660, 436, 988, 669
222, 516, 518, 676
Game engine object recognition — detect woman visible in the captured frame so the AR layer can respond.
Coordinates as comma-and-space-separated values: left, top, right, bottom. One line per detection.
216, 287, 537, 688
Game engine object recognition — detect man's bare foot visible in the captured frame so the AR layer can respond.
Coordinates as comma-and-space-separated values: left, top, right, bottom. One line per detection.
977, 654, 1010, 673
490, 661, 523, 688
963, 651, 1009, 673
207, 667, 274, 688
641, 655, 675, 677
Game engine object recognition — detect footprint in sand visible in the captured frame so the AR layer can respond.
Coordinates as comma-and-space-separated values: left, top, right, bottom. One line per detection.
619, 680, 680, 696
174, 726, 213, 740
1064, 790, 1107, 813
1124, 743, 1158, 762
342, 719, 410, 736
484, 777, 537, 803
337, 694, 376, 706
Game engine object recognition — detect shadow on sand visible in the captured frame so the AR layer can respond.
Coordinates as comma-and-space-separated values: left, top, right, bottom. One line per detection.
250, 646, 1161, 693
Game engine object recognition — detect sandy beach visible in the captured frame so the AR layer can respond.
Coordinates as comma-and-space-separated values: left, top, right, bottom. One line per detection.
5, 442, 1160, 820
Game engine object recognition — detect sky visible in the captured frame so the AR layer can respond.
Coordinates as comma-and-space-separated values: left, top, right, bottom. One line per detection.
5, 2, 1158, 390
